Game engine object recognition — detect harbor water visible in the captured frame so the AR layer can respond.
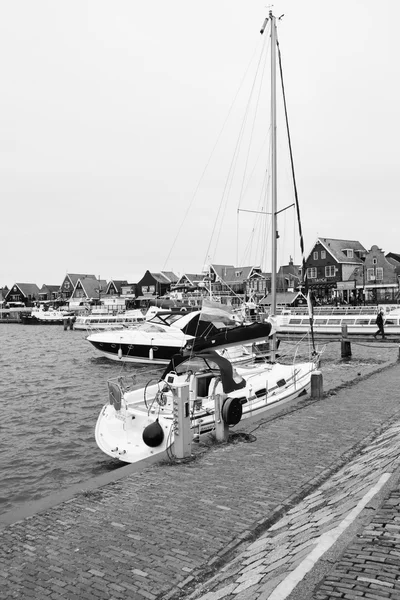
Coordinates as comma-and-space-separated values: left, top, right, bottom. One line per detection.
0, 323, 396, 518
0, 323, 164, 517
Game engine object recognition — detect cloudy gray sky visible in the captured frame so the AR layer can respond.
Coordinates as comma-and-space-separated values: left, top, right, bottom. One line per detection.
1, 0, 399, 288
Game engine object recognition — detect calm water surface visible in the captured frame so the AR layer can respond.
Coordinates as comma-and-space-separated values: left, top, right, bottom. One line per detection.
0, 324, 163, 516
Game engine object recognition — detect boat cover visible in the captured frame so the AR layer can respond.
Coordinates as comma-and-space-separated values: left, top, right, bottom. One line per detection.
161, 350, 247, 394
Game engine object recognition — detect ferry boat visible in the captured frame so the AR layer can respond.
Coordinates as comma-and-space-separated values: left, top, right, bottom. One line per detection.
276, 305, 400, 336
73, 308, 146, 331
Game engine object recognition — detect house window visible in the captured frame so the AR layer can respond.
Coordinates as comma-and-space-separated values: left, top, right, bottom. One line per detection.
313, 251, 318, 260
347, 249, 353, 258
376, 267, 383, 281
366, 268, 375, 281
307, 267, 317, 279
321, 250, 326, 259
373, 258, 377, 265
235, 271, 242, 277
325, 266, 335, 277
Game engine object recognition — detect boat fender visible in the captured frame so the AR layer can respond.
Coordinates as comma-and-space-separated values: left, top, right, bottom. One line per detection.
142, 419, 164, 447
221, 397, 242, 426
118, 347, 123, 359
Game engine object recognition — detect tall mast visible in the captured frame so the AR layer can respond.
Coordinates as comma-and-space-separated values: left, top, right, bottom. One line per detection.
270, 11, 277, 321
261, 11, 277, 359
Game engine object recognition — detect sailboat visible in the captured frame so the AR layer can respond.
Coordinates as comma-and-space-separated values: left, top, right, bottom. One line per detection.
94, 12, 320, 464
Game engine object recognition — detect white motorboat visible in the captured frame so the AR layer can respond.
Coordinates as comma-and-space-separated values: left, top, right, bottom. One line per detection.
95, 349, 319, 463
94, 12, 321, 464
276, 305, 400, 336
86, 308, 273, 365
73, 308, 146, 331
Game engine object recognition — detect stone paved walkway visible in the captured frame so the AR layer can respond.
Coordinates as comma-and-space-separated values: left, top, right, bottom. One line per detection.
188, 417, 400, 600
1, 355, 400, 600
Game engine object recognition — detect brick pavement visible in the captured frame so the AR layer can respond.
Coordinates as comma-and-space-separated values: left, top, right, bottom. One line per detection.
1, 354, 400, 600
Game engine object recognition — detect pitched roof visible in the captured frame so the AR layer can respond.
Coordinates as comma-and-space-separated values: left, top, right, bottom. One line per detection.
313, 238, 366, 264
106, 280, 129, 294
74, 277, 107, 299
259, 291, 306, 305
13, 283, 41, 296
210, 264, 261, 283
39, 285, 60, 293
150, 272, 173, 284
161, 271, 179, 284
66, 273, 96, 286
386, 252, 400, 264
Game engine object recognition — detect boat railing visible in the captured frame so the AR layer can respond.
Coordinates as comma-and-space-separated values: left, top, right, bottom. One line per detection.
107, 374, 137, 405
273, 305, 398, 317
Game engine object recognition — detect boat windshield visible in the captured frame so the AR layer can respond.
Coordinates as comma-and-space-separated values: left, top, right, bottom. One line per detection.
138, 322, 171, 333
148, 312, 191, 326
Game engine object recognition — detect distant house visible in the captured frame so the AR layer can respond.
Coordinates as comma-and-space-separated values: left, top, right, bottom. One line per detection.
136, 270, 178, 298
5, 283, 40, 306
277, 257, 302, 293
259, 291, 307, 308
209, 264, 270, 304
59, 273, 96, 302
105, 280, 129, 296
69, 276, 107, 305
173, 273, 206, 291
38, 284, 60, 302
352, 245, 400, 304
305, 237, 366, 303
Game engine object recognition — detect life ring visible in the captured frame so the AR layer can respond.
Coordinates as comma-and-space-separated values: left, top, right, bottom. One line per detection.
221, 397, 243, 426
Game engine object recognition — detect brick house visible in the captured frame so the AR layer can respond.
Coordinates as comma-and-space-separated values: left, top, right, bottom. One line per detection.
305, 238, 367, 303
353, 245, 400, 304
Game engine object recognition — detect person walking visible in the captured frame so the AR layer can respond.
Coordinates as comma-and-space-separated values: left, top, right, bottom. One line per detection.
374, 309, 385, 339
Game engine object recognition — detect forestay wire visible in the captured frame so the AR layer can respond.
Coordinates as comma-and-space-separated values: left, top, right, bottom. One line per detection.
276, 33, 316, 353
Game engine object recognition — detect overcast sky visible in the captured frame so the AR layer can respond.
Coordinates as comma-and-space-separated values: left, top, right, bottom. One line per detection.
1, 0, 399, 287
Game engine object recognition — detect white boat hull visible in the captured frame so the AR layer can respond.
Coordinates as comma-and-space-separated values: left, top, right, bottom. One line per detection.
95, 358, 317, 464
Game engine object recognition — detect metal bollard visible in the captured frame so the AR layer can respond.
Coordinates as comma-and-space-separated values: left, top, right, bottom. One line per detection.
214, 394, 229, 442
310, 370, 323, 399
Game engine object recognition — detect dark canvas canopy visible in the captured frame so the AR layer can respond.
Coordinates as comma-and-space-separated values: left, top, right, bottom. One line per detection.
161, 350, 247, 394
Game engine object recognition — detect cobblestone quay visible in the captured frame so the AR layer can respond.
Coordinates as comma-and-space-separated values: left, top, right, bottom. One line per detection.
1, 342, 400, 600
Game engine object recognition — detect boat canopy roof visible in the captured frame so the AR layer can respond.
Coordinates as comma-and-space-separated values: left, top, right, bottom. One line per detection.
161, 350, 247, 394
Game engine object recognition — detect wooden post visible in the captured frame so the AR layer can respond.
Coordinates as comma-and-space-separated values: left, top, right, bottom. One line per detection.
214, 394, 229, 442
311, 371, 323, 399
63, 318, 68, 331
341, 340, 352, 358
341, 323, 351, 358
